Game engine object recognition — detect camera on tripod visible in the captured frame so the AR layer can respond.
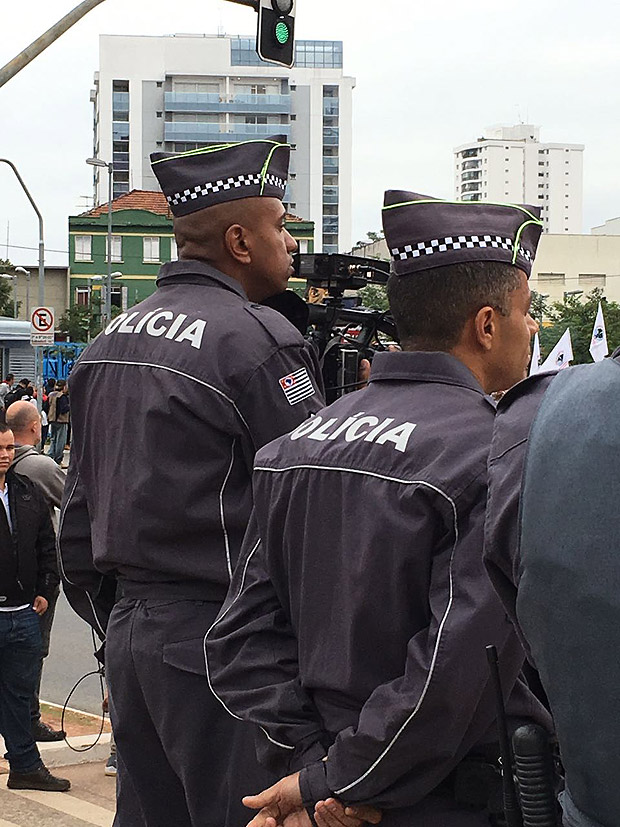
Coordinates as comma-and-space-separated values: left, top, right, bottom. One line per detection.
294, 253, 399, 404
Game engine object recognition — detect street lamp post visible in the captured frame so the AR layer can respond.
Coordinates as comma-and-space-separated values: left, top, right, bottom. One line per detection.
0, 158, 46, 412
86, 157, 114, 327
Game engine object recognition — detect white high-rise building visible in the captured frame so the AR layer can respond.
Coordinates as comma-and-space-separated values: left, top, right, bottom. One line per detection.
92, 34, 355, 252
453, 125, 584, 233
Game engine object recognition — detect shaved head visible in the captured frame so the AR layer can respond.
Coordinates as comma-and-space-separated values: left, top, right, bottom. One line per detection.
174, 197, 277, 264
6, 400, 40, 434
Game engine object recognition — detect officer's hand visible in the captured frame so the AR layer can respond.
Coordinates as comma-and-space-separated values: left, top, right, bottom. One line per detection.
32, 596, 48, 615
243, 772, 304, 827
356, 359, 371, 389
315, 798, 382, 826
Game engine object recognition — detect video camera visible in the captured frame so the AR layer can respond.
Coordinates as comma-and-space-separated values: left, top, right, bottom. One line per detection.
295, 253, 399, 404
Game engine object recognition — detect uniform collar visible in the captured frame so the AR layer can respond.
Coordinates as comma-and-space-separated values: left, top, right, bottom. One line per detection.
369, 350, 487, 396
156, 259, 249, 300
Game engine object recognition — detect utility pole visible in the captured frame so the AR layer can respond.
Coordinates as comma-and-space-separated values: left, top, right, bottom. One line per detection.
0, 0, 107, 88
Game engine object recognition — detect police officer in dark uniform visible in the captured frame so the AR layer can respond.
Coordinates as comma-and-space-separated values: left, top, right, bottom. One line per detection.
206, 191, 552, 826
485, 347, 620, 827
58, 137, 325, 827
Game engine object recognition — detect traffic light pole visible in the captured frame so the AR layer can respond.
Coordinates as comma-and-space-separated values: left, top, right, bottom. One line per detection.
0, 0, 107, 88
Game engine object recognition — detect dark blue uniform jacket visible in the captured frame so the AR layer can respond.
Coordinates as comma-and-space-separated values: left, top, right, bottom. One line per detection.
58, 260, 323, 638
206, 351, 551, 813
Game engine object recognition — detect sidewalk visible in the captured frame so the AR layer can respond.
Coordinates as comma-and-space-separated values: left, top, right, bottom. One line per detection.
0, 705, 116, 825
0, 761, 115, 826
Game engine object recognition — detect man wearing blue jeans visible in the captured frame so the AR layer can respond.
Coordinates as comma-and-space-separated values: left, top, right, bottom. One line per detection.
46, 380, 70, 465
0, 423, 70, 791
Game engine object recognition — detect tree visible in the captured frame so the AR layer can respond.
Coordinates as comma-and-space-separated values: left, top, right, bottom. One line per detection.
359, 284, 389, 312
0, 258, 20, 317
538, 288, 620, 364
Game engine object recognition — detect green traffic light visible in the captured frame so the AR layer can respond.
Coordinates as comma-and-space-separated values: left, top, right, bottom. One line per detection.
275, 21, 290, 45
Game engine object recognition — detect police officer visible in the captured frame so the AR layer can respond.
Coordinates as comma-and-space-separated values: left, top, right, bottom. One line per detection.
58, 137, 325, 827
485, 347, 620, 827
206, 191, 553, 827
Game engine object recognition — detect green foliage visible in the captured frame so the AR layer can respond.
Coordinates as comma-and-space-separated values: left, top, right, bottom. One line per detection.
534, 288, 620, 364
359, 284, 389, 311
0, 258, 19, 318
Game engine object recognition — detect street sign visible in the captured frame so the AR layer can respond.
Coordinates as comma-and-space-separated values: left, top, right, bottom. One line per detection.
30, 306, 55, 346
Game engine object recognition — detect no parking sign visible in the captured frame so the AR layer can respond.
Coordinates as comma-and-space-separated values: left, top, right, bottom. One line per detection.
30, 306, 55, 346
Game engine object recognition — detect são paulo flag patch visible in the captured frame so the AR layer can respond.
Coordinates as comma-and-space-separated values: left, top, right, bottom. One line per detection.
278, 367, 316, 406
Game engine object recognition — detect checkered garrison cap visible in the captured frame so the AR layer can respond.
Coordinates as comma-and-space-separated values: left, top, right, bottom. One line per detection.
382, 190, 543, 278
150, 136, 290, 217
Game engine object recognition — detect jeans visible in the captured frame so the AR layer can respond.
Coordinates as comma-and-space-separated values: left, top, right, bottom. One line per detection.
47, 422, 68, 465
0, 607, 43, 772
30, 586, 59, 723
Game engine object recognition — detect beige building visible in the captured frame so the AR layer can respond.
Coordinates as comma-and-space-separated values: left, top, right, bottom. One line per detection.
3, 266, 70, 322
352, 234, 620, 305
531, 234, 620, 303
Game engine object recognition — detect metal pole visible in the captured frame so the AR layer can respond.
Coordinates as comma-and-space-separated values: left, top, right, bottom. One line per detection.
105, 163, 113, 325
0, 0, 108, 88
0, 160, 45, 412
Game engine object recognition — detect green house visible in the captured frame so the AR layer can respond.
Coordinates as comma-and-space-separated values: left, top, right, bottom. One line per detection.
68, 190, 314, 311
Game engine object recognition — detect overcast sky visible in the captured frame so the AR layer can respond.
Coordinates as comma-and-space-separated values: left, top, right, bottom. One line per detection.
1, 0, 619, 267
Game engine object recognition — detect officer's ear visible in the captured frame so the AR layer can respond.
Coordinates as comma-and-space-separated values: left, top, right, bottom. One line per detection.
224, 223, 252, 265
473, 305, 498, 352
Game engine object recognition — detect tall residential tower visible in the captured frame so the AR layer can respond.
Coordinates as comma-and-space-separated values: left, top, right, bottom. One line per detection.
92, 34, 355, 252
454, 124, 584, 233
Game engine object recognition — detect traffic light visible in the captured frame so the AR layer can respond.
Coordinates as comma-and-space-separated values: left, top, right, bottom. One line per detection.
257, 0, 295, 68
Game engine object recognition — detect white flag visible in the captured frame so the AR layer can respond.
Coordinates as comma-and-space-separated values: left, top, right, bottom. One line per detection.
529, 332, 541, 376
540, 328, 573, 372
589, 301, 608, 362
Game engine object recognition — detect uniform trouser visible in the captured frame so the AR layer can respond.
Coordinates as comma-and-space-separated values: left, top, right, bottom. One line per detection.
367, 794, 497, 826
30, 587, 59, 723
106, 597, 276, 827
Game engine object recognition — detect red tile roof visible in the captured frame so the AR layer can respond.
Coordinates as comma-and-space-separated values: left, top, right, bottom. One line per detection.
81, 189, 307, 224
81, 190, 173, 218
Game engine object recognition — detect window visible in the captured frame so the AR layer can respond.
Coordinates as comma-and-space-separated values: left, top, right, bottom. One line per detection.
106, 235, 122, 263
143, 237, 160, 263
579, 274, 606, 287
169, 237, 178, 261
75, 287, 90, 306
537, 273, 565, 284
75, 235, 92, 261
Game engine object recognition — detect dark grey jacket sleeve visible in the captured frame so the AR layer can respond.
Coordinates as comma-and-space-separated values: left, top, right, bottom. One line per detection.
484, 373, 556, 653
236, 342, 324, 455
206, 513, 329, 775
57, 461, 116, 641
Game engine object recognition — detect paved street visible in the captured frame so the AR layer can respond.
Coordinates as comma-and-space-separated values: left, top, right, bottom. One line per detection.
0, 762, 115, 826
42, 591, 105, 716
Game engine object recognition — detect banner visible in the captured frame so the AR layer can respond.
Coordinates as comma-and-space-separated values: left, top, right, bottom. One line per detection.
540, 328, 573, 372
589, 301, 609, 363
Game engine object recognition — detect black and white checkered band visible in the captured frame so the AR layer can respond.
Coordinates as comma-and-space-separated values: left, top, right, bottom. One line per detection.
167, 171, 286, 207
391, 235, 533, 263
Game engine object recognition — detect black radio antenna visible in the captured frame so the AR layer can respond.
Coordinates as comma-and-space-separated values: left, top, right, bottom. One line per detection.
486, 645, 523, 827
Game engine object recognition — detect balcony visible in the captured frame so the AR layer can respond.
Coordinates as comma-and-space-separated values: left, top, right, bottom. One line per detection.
164, 123, 291, 143
323, 127, 339, 146
113, 92, 129, 110
323, 157, 339, 173
165, 92, 291, 115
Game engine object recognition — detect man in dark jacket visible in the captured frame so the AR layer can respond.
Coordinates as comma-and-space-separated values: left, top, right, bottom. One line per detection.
0, 422, 69, 791
7, 400, 66, 742
46, 380, 70, 465
58, 137, 326, 826
206, 192, 551, 826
